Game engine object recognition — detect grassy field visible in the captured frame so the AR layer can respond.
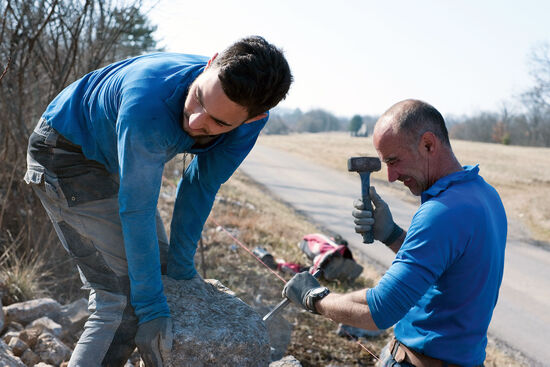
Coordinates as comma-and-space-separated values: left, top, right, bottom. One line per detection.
257, 132, 550, 246
157, 161, 529, 366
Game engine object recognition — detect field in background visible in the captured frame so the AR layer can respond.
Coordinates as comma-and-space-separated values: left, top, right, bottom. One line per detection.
258, 132, 550, 246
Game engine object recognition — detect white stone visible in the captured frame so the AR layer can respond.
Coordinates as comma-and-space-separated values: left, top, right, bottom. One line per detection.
269, 355, 302, 367
2, 298, 61, 326
29, 317, 62, 337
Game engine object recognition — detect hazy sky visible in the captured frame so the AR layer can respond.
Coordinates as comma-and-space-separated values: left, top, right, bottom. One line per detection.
145, 0, 550, 118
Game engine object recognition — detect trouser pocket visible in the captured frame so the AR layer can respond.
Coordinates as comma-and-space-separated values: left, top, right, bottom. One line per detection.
26, 119, 119, 206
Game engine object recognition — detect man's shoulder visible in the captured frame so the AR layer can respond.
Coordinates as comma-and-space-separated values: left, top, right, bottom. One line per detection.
119, 53, 207, 84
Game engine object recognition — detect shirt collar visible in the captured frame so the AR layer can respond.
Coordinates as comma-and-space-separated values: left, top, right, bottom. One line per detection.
421, 165, 480, 203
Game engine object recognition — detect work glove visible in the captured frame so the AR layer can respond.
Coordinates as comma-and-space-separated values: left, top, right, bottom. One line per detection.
282, 271, 329, 314
353, 187, 403, 246
135, 317, 173, 367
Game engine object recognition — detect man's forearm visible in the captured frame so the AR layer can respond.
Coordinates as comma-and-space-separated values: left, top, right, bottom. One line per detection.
314, 289, 378, 330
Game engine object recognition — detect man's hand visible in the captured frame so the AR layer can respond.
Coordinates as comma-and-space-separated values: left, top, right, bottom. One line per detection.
282, 271, 329, 314
353, 187, 403, 246
135, 317, 173, 367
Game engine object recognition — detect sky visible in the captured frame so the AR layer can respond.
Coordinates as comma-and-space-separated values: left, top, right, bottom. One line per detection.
144, 0, 550, 118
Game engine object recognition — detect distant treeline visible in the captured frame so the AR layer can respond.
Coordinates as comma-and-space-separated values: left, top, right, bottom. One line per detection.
268, 43, 550, 148
267, 106, 550, 148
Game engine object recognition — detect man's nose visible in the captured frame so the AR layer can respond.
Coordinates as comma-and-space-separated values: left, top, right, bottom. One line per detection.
188, 112, 208, 131
387, 166, 399, 182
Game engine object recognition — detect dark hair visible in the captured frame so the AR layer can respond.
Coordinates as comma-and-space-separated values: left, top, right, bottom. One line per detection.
212, 36, 293, 118
396, 100, 450, 147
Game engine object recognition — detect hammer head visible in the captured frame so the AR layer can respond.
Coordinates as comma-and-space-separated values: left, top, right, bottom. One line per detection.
347, 156, 381, 173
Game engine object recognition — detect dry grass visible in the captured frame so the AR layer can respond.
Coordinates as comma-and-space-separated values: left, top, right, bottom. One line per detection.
258, 132, 550, 245
0, 240, 52, 304
158, 159, 526, 366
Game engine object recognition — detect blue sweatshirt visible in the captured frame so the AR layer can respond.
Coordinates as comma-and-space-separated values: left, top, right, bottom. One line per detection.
366, 166, 507, 366
41, 53, 268, 323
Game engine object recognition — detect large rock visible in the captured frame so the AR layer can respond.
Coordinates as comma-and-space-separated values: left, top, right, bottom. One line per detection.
163, 276, 270, 366
2, 298, 61, 325
254, 305, 292, 361
0, 340, 26, 367
58, 298, 89, 334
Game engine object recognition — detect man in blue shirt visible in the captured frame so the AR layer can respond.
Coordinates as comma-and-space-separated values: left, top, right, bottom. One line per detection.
25, 36, 292, 366
283, 100, 507, 366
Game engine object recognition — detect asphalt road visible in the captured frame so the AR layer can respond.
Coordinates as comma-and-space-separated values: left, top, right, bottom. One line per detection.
240, 144, 549, 366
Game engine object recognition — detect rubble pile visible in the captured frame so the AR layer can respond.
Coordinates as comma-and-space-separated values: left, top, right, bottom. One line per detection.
1, 277, 299, 367
1, 297, 89, 367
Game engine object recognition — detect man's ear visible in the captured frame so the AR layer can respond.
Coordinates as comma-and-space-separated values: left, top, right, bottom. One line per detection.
206, 52, 219, 69
419, 131, 437, 155
244, 112, 268, 124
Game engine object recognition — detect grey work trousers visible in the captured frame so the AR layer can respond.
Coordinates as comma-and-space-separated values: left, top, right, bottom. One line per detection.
25, 118, 169, 367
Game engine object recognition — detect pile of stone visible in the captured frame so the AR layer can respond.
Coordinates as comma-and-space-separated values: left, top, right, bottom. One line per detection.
1, 297, 89, 366
1, 277, 300, 367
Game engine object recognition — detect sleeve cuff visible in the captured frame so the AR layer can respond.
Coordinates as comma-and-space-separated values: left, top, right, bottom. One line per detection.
383, 224, 404, 246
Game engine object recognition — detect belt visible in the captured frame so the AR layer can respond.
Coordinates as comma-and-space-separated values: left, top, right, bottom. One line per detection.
389, 338, 461, 367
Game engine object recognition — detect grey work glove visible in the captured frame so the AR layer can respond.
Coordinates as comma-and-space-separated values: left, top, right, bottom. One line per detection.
135, 317, 173, 367
282, 271, 327, 314
353, 187, 403, 246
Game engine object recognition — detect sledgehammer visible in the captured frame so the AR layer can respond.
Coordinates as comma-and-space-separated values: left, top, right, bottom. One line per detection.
348, 156, 381, 244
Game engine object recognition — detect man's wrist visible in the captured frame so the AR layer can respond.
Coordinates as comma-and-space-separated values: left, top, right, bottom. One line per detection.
305, 286, 330, 314
383, 224, 404, 246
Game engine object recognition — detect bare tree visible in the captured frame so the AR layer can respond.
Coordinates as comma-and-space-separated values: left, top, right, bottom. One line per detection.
0, 0, 160, 301
520, 42, 550, 146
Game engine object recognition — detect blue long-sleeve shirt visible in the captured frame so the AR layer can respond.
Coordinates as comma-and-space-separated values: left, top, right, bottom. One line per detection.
366, 166, 507, 366
41, 53, 268, 323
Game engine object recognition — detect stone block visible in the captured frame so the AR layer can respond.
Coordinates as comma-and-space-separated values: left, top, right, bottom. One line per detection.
7, 337, 28, 356
269, 355, 302, 367
254, 305, 292, 361
18, 327, 41, 348
20, 348, 41, 366
29, 317, 62, 337
162, 276, 270, 366
58, 298, 89, 334
33, 331, 72, 366
0, 339, 26, 367
2, 298, 61, 326
2, 331, 19, 345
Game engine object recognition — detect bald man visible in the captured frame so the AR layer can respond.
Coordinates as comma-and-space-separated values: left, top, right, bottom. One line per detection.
282, 100, 507, 367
